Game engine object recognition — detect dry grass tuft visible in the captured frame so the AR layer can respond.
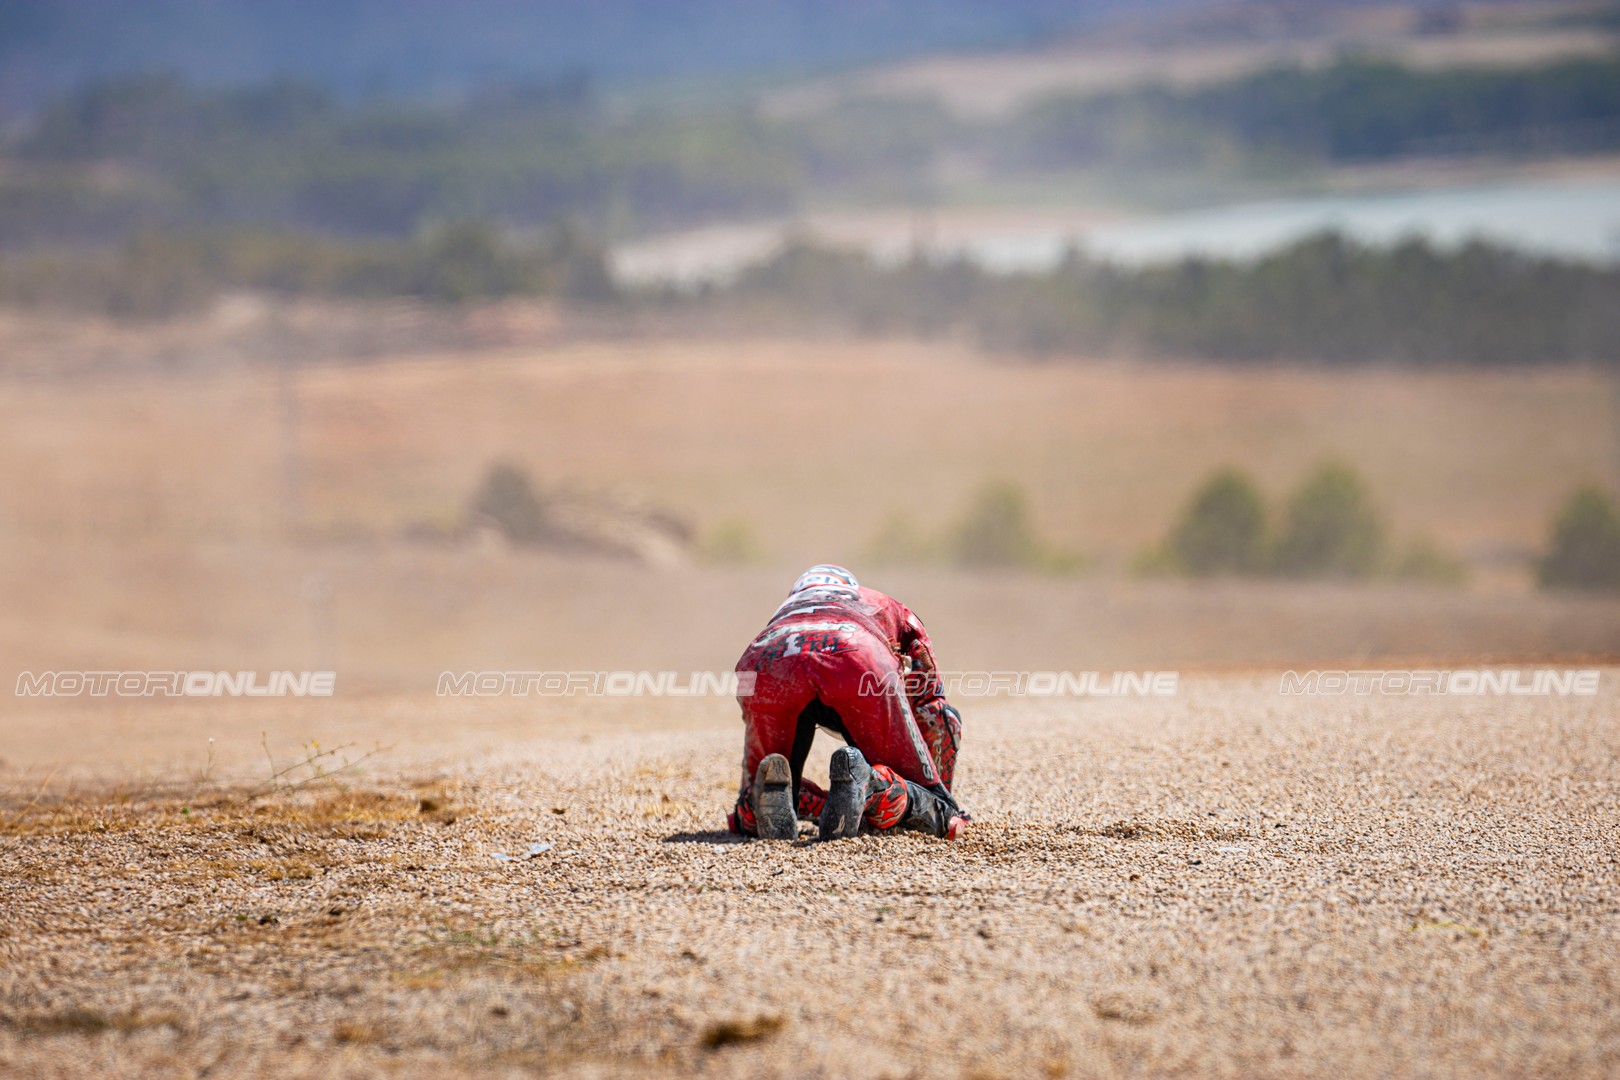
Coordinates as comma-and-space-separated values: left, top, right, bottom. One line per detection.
700, 1014, 785, 1048
1090, 990, 1165, 1025
291, 790, 420, 824
414, 791, 463, 824
0, 803, 160, 838
244, 857, 321, 881
264, 788, 443, 837
333, 1019, 389, 1045
0, 784, 461, 844
3, 1008, 185, 1036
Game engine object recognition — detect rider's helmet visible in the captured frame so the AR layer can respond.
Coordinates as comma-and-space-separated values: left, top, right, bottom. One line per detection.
789, 564, 859, 594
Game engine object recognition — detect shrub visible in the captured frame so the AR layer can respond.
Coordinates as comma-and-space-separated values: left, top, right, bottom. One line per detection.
1272, 460, 1386, 578
1393, 535, 1470, 586
863, 510, 933, 568
698, 519, 763, 564
949, 481, 1043, 569
947, 481, 1083, 572
1169, 468, 1267, 575
468, 462, 547, 543
1538, 487, 1620, 591
1128, 544, 1182, 578
413, 221, 514, 303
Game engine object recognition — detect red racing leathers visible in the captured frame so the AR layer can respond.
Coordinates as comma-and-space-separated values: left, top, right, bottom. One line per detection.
728, 584, 962, 835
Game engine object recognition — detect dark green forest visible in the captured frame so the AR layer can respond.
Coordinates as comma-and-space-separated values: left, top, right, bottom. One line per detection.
1003, 53, 1620, 171
0, 222, 616, 316
6, 224, 1614, 367
4, 54, 1620, 246
693, 231, 1620, 365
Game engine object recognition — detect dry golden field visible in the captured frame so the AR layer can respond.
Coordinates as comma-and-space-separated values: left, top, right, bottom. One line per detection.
1, 333, 1614, 563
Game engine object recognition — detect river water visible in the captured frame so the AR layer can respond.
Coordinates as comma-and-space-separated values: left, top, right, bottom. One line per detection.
612, 177, 1620, 284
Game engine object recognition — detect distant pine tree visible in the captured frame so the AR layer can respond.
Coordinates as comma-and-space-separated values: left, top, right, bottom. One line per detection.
1538, 487, 1620, 591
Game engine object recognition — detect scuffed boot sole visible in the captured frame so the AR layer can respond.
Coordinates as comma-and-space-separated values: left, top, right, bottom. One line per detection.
752, 754, 798, 841
819, 745, 873, 842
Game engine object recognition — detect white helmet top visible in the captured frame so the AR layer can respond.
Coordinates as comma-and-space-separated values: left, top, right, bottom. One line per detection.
789, 564, 859, 594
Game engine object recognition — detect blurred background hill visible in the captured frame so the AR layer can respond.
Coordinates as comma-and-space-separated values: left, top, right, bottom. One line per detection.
0, 0, 1191, 119
2, 1, 1617, 249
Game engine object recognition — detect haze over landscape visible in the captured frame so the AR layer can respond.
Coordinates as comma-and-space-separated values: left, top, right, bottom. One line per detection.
2, 3, 1619, 1077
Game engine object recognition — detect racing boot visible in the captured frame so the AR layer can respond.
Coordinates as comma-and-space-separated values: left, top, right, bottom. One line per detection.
899, 780, 969, 840
818, 745, 875, 841
752, 753, 798, 841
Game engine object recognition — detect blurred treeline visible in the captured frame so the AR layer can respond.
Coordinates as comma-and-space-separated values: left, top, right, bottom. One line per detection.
0, 74, 936, 245
700, 233, 1620, 364
4, 223, 1618, 367
1005, 54, 1620, 170
0, 222, 614, 315
4, 54, 1620, 247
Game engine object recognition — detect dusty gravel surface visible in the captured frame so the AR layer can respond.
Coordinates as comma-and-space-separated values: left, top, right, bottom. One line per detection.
2, 675, 1617, 1078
